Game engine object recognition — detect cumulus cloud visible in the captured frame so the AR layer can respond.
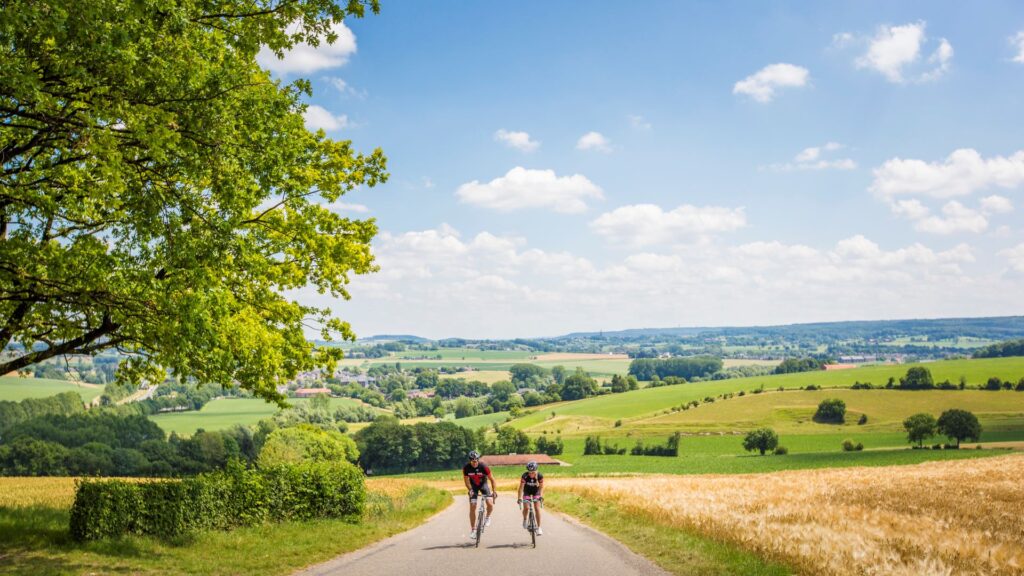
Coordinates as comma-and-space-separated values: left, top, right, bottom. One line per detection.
769, 142, 856, 171
871, 148, 1024, 198
303, 105, 349, 131
257, 22, 357, 75
589, 204, 747, 246
732, 63, 809, 102
455, 167, 604, 213
325, 76, 367, 99
913, 201, 988, 235
1012, 32, 1024, 63
1001, 243, 1024, 272
852, 22, 952, 83
576, 131, 612, 152
322, 201, 369, 214
980, 195, 1014, 215
494, 129, 540, 152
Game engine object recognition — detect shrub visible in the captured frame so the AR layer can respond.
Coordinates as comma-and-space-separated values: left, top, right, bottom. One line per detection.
614, 419, 622, 427
70, 460, 364, 541
932, 444, 943, 450
857, 414, 868, 425
258, 425, 359, 467
841, 439, 856, 452
1017, 379, 1024, 392
804, 384, 820, 391
944, 443, 959, 450
850, 381, 873, 390
984, 377, 1004, 391
814, 399, 846, 424
629, 433, 681, 457
773, 446, 788, 455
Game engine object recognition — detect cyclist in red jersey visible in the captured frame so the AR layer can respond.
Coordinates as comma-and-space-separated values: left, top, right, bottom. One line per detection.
463, 450, 497, 538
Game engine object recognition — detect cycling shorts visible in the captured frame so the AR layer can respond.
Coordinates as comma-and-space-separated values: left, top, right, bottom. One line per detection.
468, 485, 493, 502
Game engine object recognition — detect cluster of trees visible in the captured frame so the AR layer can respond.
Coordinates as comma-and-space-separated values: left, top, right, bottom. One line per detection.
0, 411, 259, 476
628, 356, 723, 381
903, 409, 982, 448
584, 436, 626, 455
354, 417, 481, 474
0, 391, 85, 437
629, 433, 681, 457
773, 357, 825, 375
972, 339, 1024, 359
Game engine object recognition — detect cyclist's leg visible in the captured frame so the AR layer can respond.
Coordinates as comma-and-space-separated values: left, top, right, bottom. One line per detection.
484, 486, 494, 517
468, 489, 478, 529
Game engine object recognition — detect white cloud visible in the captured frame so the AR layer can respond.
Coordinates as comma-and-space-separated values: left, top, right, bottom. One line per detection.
576, 131, 612, 152
732, 63, 809, 103
1001, 243, 1024, 272
422, 177, 435, 189
455, 167, 603, 213
1011, 32, 1024, 63
980, 195, 1014, 215
832, 32, 855, 47
888, 198, 931, 220
325, 76, 367, 99
914, 201, 988, 235
628, 115, 652, 130
303, 105, 349, 131
871, 149, 1024, 198
853, 22, 952, 83
590, 204, 747, 246
771, 142, 856, 171
257, 22, 357, 75
322, 201, 369, 214
494, 129, 540, 152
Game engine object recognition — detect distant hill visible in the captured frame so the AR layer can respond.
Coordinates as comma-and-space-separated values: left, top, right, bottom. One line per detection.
556, 316, 1024, 342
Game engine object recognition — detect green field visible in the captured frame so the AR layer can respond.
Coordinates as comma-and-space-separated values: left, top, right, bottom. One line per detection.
0, 377, 104, 403
500, 357, 1024, 434
150, 397, 386, 436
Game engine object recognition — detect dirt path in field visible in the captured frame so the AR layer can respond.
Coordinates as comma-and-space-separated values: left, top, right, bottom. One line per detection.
295, 491, 668, 576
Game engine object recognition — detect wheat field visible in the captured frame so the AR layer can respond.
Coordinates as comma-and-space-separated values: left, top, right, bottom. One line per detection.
552, 454, 1024, 575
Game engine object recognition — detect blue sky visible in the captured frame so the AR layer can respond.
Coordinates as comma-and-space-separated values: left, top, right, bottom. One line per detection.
261, 1, 1024, 339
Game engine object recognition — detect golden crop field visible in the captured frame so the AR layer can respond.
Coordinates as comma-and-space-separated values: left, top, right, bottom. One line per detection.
552, 454, 1024, 576
0, 477, 78, 509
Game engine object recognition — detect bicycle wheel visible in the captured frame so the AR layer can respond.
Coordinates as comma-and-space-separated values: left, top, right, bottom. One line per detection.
475, 502, 485, 548
529, 505, 536, 548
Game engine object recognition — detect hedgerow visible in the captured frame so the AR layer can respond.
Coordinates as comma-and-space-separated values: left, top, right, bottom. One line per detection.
69, 459, 364, 541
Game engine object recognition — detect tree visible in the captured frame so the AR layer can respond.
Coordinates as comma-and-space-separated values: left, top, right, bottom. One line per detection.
494, 427, 531, 455
509, 364, 548, 385
773, 358, 824, 375
609, 374, 628, 393
551, 366, 567, 385
0, 0, 385, 403
903, 413, 937, 448
561, 368, 598, 400
899, 367, 935, 390
258, 425, 358, 467
814, 399, 846, 424
742, 428, 779, 456
937, 409, 982, 448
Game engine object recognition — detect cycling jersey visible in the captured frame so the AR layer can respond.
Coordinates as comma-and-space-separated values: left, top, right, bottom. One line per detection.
463, 462, 491, 489
520, 471, 543, 496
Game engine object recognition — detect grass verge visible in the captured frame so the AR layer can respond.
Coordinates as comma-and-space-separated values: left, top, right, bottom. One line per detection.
546, 492, 791, 576
0, 479, 449, 576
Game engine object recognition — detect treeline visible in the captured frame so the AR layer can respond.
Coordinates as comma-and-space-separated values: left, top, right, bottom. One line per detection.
354, 417, 563, 475
583, 434, 680, 457
628, 356, 723, 380
973, 339, 1024, 359
0, 391, 85, 436
0, 411, 259, 476
773, 357, 825, 374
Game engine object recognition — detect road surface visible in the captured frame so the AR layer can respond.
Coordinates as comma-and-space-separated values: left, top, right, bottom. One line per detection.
297, 492, 669, 576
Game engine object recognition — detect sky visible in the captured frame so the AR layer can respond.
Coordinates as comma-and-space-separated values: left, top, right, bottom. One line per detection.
258, 1, 1024, 339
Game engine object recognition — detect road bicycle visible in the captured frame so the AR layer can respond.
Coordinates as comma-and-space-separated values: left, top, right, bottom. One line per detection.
473, 492, 494, 547
520, 495, 543, 548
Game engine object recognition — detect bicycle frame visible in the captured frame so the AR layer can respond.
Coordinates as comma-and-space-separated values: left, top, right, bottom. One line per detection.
521, 495, 543, 548
472, 493, 493, 547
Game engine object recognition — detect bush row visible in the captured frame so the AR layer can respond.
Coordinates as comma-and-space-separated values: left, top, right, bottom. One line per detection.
69, 460, 364, 541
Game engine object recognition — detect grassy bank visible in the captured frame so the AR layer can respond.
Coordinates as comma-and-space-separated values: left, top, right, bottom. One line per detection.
546, 491, 791, 576
0, 477, 449, 576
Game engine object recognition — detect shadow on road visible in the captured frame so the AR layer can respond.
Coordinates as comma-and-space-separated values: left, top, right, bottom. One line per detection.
486, 543, 533, 550
421, 544, 476, 551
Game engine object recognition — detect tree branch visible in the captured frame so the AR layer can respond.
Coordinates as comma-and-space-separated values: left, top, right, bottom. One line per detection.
0, 314, 120, 375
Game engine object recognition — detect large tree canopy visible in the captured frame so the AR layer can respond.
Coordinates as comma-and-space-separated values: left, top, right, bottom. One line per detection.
0, 0, 386, 402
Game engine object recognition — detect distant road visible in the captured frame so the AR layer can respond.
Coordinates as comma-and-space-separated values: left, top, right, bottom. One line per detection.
297, 492, 669, 576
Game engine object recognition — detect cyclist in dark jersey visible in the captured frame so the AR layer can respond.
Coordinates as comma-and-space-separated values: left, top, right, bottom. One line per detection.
517, 460, 544, 535
462, 450, 497, 538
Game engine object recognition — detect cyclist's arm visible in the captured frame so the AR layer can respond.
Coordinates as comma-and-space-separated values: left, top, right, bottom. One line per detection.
486, 470, 498, 496
538, 477, 544, 498
463, 474, 472, 493
517, 477, 525, 500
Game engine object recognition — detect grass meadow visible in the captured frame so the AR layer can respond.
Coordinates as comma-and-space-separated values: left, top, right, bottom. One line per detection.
0, 376, 104, 403
0, 477, 449, 576
149, 397, 385, 436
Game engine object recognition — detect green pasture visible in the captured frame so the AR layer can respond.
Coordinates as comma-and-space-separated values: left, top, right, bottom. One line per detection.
0, 377, 104, 403
503, 357, 1024, 434
150, 397, 384, 436
389, 347, 535, 361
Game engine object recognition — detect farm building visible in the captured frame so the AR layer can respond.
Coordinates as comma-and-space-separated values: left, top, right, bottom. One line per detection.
480, 454, 563, 467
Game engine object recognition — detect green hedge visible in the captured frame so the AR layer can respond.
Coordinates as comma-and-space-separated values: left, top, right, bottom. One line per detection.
70, 460, 364, 541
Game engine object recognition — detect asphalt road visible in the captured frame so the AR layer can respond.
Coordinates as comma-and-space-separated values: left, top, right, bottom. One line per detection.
297, 492, 670, 576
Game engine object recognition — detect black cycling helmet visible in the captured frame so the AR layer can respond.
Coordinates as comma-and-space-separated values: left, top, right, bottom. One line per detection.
526, 461, 538, 471
468, 450, 480, 460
